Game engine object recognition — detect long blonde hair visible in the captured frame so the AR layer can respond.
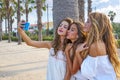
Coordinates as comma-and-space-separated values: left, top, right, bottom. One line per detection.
82, 12, 120, 77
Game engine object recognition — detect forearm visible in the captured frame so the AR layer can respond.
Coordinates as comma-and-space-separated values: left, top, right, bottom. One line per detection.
72, 55, 80, 75
64, 65, 71, 80
75, 52, 83, 69
18, 27, 51, 49
66, 52, 73, 75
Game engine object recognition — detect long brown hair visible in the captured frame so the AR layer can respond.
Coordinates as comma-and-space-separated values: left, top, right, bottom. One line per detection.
82, 12, 120, 77
70, 21, 86, 61
52, 18, 73, 56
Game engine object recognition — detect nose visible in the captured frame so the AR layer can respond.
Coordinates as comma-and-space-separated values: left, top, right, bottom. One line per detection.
60, 25, 64, 29
67, 30, 70, 33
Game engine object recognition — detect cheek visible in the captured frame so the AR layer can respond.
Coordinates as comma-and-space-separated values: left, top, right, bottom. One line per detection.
63, 29, 68, 34
69, 32, 78, 38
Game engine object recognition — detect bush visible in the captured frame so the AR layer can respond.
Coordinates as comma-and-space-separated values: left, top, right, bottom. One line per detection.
117, 39, 120, 48
11, 36, 18, 41
30, 35, 38, 41
2, 35, 8, 40
43, 35, 54, 41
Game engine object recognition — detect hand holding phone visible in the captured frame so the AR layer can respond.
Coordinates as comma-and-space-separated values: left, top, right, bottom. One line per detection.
20, 20, 26, 29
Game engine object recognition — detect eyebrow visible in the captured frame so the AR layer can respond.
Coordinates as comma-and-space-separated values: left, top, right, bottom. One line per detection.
71, 27, 76, 30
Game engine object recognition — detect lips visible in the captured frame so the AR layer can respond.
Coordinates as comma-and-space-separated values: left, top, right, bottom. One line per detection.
59, 29, 63, 32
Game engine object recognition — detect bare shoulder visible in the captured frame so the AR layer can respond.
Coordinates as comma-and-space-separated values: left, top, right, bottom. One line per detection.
89, 41, 106, 57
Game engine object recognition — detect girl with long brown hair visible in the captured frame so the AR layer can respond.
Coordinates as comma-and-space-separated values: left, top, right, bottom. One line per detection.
18, 18, 73, 80
74, 12, 120, 80
64, 21, 87, 80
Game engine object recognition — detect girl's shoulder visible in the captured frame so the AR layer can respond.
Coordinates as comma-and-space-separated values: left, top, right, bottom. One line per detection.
89, 41, 106, 57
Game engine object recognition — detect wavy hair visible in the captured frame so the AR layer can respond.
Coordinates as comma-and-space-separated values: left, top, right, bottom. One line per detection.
52, 18, 73, 56
70, 21, 86, 61
82, 12, 120, 77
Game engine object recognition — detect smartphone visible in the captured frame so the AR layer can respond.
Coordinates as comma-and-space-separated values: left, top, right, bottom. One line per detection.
21, 22, 30, 31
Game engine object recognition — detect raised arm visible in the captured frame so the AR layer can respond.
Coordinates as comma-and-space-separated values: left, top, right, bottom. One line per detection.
66, 42, 88, 75
18, 26, 52, 49
66, 50, 81, 75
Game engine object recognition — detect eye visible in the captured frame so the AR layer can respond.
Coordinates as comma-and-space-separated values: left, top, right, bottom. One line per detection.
64, 25, 68, 29
59, 24, 63, 27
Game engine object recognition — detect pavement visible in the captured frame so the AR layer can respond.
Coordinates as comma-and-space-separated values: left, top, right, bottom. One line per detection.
0, 40, 120, 80
0, 41, 49, 80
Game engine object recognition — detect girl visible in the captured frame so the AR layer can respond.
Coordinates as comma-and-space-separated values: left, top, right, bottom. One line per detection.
64, 21, 87, 80
74, 12, 120, 80
18, 18, 73, 80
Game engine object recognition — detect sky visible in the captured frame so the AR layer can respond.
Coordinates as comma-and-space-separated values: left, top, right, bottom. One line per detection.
91, 0, 120, 22
28, 0, 120, 24
3, 0, 120, 30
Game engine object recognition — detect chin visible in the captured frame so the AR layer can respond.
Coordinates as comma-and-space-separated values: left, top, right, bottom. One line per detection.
66, 36, 70, 39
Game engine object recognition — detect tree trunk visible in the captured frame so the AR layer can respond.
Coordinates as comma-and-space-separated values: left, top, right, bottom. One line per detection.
78, 0, 85, 23
8, 14, 11, 43
17, 0, 22, 44
53, 0, 79, 31
10, 17, 13, 32
36, 0, 42, 41
0, 17, 2, 41
6, 0, 11, 43
5, 17, 7, 34
25, 0, 29, 22
88, 0, 92, 15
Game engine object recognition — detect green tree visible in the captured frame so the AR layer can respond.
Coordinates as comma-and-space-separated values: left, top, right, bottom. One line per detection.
21, 0, 36, 22
36, 0, 46, 41
108, 11, 116, 22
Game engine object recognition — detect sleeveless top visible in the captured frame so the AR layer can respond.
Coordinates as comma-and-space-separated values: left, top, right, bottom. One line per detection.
74, 55, 117, 80
46, 48, 66, 80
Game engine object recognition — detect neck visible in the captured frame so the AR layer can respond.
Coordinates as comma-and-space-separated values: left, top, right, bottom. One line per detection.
71, 39, 77, 43
60, 36, 65, 44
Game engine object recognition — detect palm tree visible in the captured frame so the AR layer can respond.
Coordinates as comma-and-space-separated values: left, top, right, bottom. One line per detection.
108, 11, 116, 22
5, 0, 11, 43
17, 0, 22, 44
78, 0, 85, 23
53, 0, 79, 30
36, 0, 42, 41
0, 2, 3, 41
88, 0, 92, 15
22, 0, 35, 22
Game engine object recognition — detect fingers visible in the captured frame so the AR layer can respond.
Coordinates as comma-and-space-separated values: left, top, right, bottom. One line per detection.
82, 46, 89, 51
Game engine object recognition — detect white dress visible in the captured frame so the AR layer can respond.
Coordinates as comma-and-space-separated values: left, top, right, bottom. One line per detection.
74, 55, 117, 80
46, 48, 66, 80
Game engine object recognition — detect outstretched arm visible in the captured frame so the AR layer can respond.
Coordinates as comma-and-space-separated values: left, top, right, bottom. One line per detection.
18, 26, 52, 49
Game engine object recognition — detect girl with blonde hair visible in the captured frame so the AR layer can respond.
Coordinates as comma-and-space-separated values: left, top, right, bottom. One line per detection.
74, 12, 120, 80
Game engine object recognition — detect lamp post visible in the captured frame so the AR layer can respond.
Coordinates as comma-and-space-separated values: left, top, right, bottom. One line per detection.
0, 2, 2, 41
